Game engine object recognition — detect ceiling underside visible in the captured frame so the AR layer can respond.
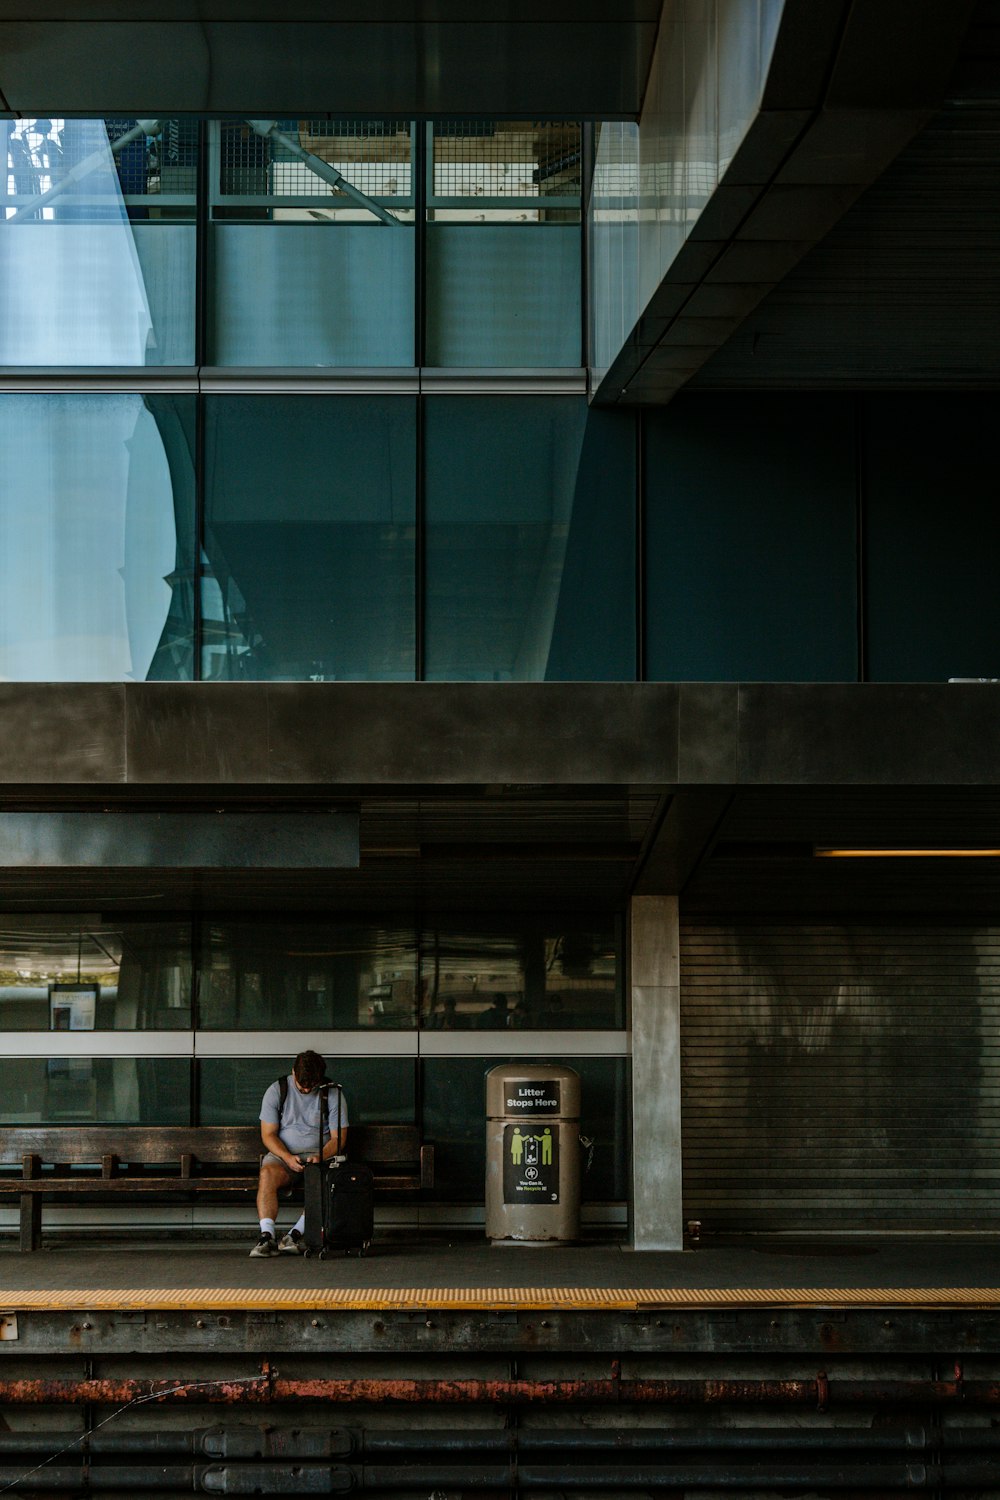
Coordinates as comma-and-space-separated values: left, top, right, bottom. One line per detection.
4, 786, 1000, 917
598, 0, 999, 404
687, 1, 1000, 392
0, 790, 662, 915
682, 786, 1000, 915
689, 97, 1000, 391
4, 686, 1000, 915
0, 2, 660, 116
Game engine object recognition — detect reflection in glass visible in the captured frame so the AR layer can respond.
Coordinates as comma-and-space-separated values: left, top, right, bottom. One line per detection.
588, 121, 640, 386
0, 117, 196, 365
425, 398, 635, 681
0, 920, 193, 1030
426, 121, 581, 367
420, 921, 620, 1031
589, 2, 784, 387
1, 1058, 190, 1124
0, 394, 195, 681
199, 1056, 415, 1127
210, 120, 414, 366
199, 923, 418, 1030
421, 1056, 627, 1201
203, 396, 416, 681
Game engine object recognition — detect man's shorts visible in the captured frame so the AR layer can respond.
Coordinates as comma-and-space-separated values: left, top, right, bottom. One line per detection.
261, 1151, 298, 1172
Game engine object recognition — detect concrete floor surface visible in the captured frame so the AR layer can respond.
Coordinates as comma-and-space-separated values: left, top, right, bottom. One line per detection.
2, 1235, 999, 1294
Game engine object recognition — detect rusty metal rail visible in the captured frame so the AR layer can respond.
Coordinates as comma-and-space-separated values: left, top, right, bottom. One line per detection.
5, 1459, 1000, 1491
0, 1361, 990, 1409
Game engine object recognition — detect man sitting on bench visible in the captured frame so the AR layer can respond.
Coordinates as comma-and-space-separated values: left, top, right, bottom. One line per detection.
251, 1049, 349, 1258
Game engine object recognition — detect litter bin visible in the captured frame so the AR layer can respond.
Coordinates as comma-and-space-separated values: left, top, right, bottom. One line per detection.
485, 1063, 581, 1245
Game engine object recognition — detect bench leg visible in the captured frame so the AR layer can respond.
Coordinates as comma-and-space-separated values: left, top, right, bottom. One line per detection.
19, 1193, 41, 1252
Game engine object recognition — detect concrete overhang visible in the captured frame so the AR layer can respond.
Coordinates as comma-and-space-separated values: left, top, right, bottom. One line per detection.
0, 1, 659, 117
2, 682, 1000, 915
597, 0, 981, 405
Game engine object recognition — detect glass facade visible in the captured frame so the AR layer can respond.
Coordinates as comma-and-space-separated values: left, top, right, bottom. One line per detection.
425, 398, 635, 681
3, 117, 581, 372
200, 1056, 415, 1127
210, 120, 416, 367
203, 396, 416, 681
0, 919, 192, 1030
420, 920, 620, 1031
199, 922, 419, 1030
588, 0, 784, 384
426, 121, 582, 367
2, 1058, 191, 1125
0, 394, 195, 681
0, 118, 196, 366
0, 916, 619, 1034
644, 395, 858, 681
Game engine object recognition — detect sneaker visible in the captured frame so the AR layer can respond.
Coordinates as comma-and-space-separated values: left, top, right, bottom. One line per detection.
249, 1232, 278, 1258
278, 1229, 305, 1255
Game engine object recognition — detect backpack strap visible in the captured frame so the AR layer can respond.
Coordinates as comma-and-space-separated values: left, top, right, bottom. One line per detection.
319, 1084, 329, 1156
276, 1074, 288, 1127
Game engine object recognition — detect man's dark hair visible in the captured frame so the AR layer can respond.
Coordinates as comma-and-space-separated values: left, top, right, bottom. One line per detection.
292, 1050, 327, 1089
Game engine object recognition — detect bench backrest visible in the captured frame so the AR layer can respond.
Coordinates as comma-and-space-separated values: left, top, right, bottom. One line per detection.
0, 1123, 424, 1168
0, 1126, 262, 1166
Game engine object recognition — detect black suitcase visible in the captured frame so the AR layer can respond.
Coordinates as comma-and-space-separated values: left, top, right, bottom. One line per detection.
301, 1084, 374, 1258
303, 1159, 375, 1258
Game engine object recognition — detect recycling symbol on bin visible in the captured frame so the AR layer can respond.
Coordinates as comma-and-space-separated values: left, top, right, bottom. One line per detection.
509, 1127, 553, 1167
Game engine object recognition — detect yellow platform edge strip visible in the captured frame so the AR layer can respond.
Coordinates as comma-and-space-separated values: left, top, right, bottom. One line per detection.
4, 1286, 1000, 1313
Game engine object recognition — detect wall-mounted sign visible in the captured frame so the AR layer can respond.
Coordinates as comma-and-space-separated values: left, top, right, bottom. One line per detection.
49, 983, 97, 1031
504, 1080, 561, 1114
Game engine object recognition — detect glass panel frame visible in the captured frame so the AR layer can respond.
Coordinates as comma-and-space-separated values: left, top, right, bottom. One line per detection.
0, 392, 196, 682
202, 395, 417, 683
1, 117, 196, 367
0, 1057, 191, 1124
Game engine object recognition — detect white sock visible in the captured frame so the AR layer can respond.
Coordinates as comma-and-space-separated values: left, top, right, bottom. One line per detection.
259, 1217, 276, 1238
292, 1213, 305, 1235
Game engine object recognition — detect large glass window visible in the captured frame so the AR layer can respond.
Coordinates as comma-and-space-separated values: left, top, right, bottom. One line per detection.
0, 916, 620, 1033
210, 120, 415, 366
426, 122, 582, 367
203, 395, 416, 681
644, 394, 858, 681
0, 920, 192, 1031
1, 117, 587, 370
198, 922, 418, 1030
420, 919, 621, 1031
425, 398, 635, 680
199, 1056, 415, 1126
864, 395, 1000, 681
0, 1058, 190, 1124
0, 393, 195, 681
0, 117, 196, 366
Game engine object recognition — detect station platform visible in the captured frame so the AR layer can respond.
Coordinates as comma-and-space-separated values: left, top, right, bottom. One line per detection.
3, 1234, 1000, 1312
4, 1235, 1000, 1468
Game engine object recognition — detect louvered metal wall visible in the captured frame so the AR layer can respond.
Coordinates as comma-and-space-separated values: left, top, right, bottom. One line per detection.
681, 922, 1000, 1232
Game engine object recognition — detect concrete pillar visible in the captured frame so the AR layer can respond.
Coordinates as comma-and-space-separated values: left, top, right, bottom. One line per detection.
629, 893, 682, 1251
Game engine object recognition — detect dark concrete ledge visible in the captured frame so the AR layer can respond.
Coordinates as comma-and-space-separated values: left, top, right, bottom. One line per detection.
1, 682, 1000, 793
737, 684, 1000, 786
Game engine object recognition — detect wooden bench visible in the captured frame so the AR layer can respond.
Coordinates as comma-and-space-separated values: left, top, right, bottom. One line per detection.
0, 1124, 434, 1251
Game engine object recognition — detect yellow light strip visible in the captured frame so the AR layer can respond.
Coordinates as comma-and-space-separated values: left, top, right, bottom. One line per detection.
4, 1286, 1000, 1313
815, 848, 1000, 858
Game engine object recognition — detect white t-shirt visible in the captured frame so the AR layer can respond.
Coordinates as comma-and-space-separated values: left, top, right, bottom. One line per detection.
259, 1076, 349, 1157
